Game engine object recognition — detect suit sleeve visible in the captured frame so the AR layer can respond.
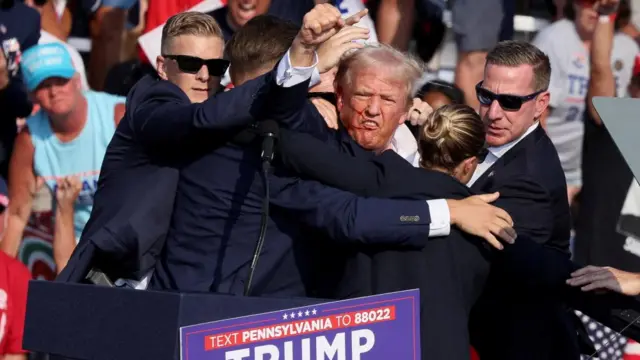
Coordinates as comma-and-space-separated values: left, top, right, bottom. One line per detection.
278, 129, 388, 196
270, 177, 432, 246
491, 176, 554, 244
131, 65, 311, 150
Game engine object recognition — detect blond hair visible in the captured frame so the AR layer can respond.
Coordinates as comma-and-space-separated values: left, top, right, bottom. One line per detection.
486, 40, 551, 92
334, 44, 425, 106
419, 104, 485, 171
161, 12, 224, 54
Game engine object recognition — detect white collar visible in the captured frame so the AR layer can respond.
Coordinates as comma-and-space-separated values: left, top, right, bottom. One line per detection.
487, 121, 540, 159
390, 123, 420, 167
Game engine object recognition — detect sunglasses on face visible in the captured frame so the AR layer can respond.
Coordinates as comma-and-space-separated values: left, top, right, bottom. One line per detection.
475, 81, 545, 111
163, 55, 230, 77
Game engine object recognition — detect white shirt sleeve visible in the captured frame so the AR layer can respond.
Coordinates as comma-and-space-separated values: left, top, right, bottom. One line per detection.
426, 199, 451, 237
276, 49, 319, 88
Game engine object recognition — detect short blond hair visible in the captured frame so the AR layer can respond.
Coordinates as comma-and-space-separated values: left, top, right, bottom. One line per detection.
419, 104, 485, 171
334, 44, 425, 106
161, 12, 223, 54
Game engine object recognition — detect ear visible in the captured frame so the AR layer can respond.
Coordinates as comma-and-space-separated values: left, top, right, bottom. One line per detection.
72, 74, 82, 90
336, 86, 344, 113
156, 55, 168, 80
462, 157, 478, 177
534, 90, 550, 119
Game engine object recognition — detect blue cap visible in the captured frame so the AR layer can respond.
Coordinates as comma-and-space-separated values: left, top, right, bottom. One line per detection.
21, 43, 76, 92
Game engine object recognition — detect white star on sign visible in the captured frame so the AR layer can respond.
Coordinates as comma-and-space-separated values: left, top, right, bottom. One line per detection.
283, 313, 288, 320
305, 310, 310, 316
298, 311, 303, 317
312, 309, 317, 315
290, 312, 296, 319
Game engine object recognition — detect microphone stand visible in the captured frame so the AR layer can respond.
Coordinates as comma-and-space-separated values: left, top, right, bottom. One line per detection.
244, 120, 278, 296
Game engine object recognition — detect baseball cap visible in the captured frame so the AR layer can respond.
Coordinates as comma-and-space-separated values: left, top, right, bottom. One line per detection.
21, 43, 76, 92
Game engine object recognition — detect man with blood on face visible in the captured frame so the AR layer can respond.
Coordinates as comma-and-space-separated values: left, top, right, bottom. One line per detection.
335, 47, 420, 153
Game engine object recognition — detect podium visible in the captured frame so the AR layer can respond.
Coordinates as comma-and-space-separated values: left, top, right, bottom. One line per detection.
23, 281, 325, 360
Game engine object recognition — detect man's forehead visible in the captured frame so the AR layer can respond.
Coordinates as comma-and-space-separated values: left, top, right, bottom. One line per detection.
484, 63, 535, 94
350, 68, 405, 93
166, 35, 224, 55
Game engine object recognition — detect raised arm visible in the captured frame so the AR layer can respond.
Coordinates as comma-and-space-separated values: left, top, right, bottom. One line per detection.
0, 130, 37, 257
129, 70, 306, 150
587, 1, 617, 125
130, 3, 359, 150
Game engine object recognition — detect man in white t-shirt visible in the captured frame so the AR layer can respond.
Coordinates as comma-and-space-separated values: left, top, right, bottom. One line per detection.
533, 0, 639, 204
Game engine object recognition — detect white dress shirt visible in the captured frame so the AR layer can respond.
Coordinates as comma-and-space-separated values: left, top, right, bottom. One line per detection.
116, 48, 319, 290
391, 124, 450, 237
468, 122, 540, 187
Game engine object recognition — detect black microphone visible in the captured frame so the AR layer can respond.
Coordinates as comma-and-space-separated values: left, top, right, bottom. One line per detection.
244, 120, 279, 296
259, 120, 279, 165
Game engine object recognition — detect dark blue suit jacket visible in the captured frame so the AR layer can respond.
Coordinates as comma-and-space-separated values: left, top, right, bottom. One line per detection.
468, 125, 580, 360
148, 100, 438, 296
58, 70, 294, 283
277, 125, 640, 359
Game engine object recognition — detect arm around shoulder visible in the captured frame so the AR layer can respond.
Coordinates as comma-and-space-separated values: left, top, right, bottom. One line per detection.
270, 177, 432, 246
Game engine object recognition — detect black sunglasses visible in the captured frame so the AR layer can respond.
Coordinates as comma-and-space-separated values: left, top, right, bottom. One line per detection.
163, 55, 230, 77
475, 81, 545, 111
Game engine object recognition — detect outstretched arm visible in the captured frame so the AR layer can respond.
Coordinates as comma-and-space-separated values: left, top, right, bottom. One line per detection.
131, 65, 312, 151
270, 176, 436, 246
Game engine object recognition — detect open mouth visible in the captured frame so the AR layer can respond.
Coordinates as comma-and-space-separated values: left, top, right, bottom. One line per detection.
360, 120, 379, 130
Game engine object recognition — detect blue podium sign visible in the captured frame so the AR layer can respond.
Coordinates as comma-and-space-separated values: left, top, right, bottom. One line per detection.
180, 289, 420, 360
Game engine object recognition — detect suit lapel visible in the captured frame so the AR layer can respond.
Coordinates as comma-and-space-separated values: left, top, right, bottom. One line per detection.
471, 125, 545, 192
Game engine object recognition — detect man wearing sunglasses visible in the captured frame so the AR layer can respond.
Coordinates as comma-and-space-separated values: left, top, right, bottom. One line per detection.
56, 6, 347, 288
468, 40, 581, 359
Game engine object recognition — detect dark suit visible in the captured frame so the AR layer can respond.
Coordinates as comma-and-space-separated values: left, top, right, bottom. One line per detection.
147, 97, 440, 296
277, 125, 491, 359
58, 69, 295, 283
276, 124, 597, 360
468, 125, 579, 360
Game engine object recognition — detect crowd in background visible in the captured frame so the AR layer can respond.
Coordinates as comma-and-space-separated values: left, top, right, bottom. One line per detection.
1, 0, 640, 359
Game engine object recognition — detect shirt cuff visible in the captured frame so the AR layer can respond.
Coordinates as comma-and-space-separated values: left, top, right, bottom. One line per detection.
309, 67, 321, 88
276, 49, 318, 88
426, 199, 450, 237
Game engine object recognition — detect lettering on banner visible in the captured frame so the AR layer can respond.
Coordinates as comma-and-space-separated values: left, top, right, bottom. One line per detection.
223, 330, 375, 360
180, 290, 420, 360
206, 305, 393, 359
